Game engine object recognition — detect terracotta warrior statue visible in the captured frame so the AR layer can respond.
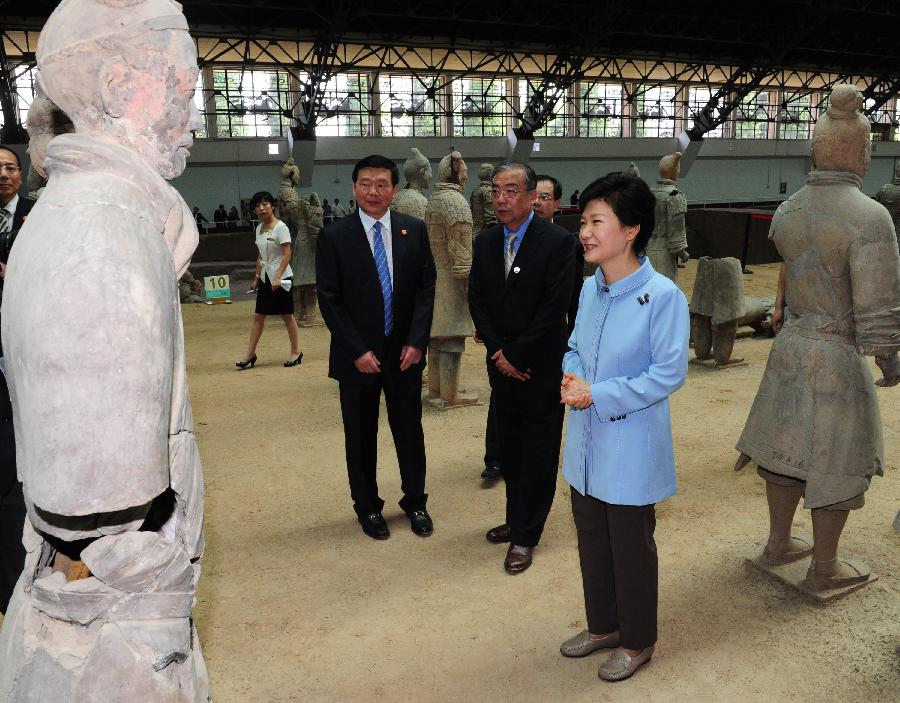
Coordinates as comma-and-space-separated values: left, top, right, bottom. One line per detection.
625, 161, 641, 179
874, 161, 900, 244
648, 152, 689, 282
470, 162, 497, 235
735, 85, 900, 594
0, 1, 210, 699
278, 157, 304, 240
391, 147, 431, 220
690, 257, 746, 366
424, 151, 476, 408
292, 191, 323, 325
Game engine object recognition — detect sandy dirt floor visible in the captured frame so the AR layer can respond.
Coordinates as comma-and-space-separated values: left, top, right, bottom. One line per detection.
185, 261, 899, 702
7, 261, 892, 701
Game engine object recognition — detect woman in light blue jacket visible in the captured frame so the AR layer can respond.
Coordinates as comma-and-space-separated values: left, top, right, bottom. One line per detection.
558, 173, 689, 682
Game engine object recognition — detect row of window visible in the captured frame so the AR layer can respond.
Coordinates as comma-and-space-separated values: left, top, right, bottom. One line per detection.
6, 65, 899, 142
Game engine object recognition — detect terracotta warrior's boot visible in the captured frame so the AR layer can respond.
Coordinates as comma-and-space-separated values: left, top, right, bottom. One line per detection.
427, 345, 441, 398
805, 508, 870, 590
761, 480, 813, 565
439, 351, 462, 404
691, 313, 712, 359
712, 320, 743, 365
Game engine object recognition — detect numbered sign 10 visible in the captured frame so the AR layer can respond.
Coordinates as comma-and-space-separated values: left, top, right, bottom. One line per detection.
204, 274, 231, 303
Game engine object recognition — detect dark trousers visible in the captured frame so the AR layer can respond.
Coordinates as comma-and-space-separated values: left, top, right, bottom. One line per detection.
491, 370, 563, 547
570, 487, 658, 650
483, 388, 502, 470
339, 366, 427, 519
0, 481, 26, 615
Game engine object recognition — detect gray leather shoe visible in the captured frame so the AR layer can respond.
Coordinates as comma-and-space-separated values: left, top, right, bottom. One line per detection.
560, 630, 621, 658
597, 645, 654, 681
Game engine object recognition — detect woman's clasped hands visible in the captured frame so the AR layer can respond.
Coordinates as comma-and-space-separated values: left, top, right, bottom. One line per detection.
561, 372, 592, 409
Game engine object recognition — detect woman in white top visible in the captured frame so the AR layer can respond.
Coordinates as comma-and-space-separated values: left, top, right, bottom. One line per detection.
236, 191, 303, 368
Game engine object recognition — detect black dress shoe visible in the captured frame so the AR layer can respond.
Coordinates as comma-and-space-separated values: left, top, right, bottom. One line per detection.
485, 523, 511, 544
407, 509, 433, 537
358, 512, 390, 540
480, 464, 503, 481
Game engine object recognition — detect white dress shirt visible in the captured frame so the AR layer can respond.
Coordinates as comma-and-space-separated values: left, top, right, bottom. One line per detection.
255, 219, 293, 284
358, 209, 394, 284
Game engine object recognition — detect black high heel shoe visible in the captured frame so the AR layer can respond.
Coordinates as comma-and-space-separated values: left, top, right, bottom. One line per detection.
235, 354, 257, 370
284, 352, 303, 367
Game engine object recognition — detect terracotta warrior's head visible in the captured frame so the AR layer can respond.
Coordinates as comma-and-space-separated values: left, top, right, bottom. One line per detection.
811, 85, 870, 178
37, 0, 202, 180
478, 163, 493, 183
308, 192, 321, 206
403, 148, 432, 191
437, 151, 468, 189
282, 157, 300, 185
658, 152, 682, 181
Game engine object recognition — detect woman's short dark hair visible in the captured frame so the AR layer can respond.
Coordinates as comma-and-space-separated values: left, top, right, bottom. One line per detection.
578, 173, 655, 255
251, 191, 277, 209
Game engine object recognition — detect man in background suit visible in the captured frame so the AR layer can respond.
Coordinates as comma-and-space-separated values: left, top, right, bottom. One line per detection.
469, 161, 575, 574
317, 154, 437, 540
535, 173, 584, 334
0, 146, 33, 262
0, 144, 29, 613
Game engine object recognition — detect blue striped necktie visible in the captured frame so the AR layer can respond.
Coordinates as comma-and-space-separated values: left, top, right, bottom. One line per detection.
373, 221, 393, 335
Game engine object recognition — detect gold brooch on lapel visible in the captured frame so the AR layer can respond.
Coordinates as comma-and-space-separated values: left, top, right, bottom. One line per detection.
401, 228, 408, 236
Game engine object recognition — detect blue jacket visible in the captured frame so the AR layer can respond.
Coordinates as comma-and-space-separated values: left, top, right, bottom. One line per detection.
562, 258, 689, 505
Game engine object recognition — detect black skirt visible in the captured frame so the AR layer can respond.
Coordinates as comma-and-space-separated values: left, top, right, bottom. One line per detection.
255, 274, 294, 315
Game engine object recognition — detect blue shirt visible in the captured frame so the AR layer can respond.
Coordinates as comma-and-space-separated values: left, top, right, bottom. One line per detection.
561, 258, 689, 505
503, 210, 533, 256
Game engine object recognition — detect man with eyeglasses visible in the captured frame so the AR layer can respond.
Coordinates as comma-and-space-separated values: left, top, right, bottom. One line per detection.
469, 161, 575, 574
0, 147, 32, 265
317, 154, 437, 541
535, 174, 584, 334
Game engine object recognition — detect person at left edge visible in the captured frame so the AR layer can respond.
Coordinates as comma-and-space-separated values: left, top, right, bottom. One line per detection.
0, 144, 29, 614
316, 154, 437, 540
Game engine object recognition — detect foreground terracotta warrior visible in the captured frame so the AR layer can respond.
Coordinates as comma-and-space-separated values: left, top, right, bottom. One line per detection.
0, 0, 210, 699
874, 161, 900, 242
470, 162, 497, 234
648, 152, 689, 282
424, 151, 475, 407
735, 85, 900, 593
391, 147, 431, 220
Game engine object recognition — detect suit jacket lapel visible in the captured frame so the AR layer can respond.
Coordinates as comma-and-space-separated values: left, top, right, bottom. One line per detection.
348, 214, 381, 288
501, 217, 546, 298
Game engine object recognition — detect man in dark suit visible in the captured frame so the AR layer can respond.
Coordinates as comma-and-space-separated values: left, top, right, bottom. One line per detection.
0, 144, 29, 613
317, 154, 437, 540
469, 161, 575, 574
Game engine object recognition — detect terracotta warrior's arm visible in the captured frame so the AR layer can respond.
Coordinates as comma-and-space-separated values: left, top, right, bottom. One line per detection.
447, 220, 473, 280
667, 192, 689, 257
849, 211, 900, 385
772, 264, 786, 334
